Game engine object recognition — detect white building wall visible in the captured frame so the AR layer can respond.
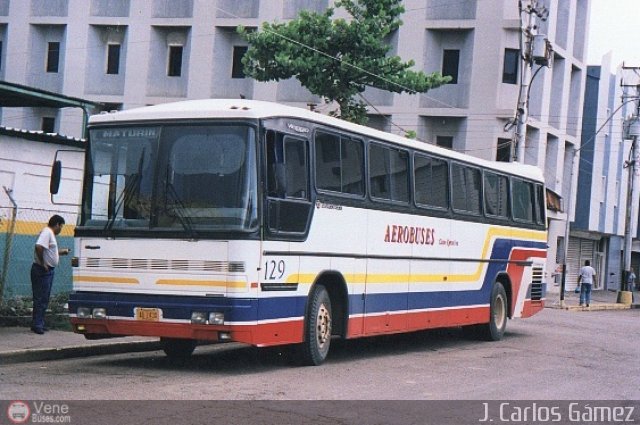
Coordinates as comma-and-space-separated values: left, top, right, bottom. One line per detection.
0, 0, 592, 289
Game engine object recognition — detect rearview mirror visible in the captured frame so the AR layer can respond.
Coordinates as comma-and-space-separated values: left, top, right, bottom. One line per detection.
50, 160, 62, 194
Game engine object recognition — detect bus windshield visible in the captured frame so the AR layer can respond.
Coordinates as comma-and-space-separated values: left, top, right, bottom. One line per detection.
84, 124, 258, 234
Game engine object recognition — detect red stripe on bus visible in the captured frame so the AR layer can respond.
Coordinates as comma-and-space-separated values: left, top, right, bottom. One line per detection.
506, 249, 545, 317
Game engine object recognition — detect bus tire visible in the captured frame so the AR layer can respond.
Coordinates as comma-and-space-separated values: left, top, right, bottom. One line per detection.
299, 285, 332, 366
479, 282, 508, 341
161, 337, 197, 359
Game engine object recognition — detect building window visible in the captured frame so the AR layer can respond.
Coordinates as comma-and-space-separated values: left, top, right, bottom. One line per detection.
436, 136, 453, 149
503, 48, 519, 84
496, 138, 512, 162
442, 49, 459, 84
42, 117, 55, 133
106, 43, 121, 75
167, 44, 183, 77
46, 42, 60, 73
232, 46, 248, 78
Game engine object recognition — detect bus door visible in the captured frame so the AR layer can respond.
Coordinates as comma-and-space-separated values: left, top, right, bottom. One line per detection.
262, 129, 313, 295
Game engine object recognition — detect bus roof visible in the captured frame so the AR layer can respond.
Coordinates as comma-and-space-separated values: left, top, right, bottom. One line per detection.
90, 99, 545, 183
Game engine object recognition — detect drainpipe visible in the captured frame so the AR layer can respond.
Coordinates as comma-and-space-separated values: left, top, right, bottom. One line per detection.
1, 186, 18, 300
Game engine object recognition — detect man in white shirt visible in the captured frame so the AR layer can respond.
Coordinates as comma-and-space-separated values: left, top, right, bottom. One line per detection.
31, 215, 70, 334
577, 260, 596, 307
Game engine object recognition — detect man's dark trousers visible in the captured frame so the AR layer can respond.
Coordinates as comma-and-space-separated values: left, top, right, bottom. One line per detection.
30, 263, 54, 332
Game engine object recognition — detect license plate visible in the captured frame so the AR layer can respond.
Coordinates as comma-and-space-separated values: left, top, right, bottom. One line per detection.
135, 308, 162, 321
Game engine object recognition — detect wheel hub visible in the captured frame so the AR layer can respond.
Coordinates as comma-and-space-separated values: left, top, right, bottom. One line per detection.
316, 302, 331, 345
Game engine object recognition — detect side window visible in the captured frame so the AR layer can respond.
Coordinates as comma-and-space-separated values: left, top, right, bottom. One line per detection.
265, 130, 312, 236
315, 131, 364, 196
266, 131, 308, 200
535, 183, 546, 225
451, 163, 481, 215
512, 178, 535, 222
414, 154, 449, 209
484, 172, 509, 219
369, 143, 409, 203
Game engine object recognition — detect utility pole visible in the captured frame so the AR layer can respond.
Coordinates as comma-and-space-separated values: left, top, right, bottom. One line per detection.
513, 0, 550, 163
620, 66, 640, 302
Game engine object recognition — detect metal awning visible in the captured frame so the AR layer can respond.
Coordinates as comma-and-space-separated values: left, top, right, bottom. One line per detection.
0, 80, 105, 137
0, 80, 103, 110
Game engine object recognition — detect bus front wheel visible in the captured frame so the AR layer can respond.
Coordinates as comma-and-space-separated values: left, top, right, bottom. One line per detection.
299, 285, 332, 366
161, 337, 197, 359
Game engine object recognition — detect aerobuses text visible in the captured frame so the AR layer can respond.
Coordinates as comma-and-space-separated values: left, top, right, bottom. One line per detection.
384, 224, 436, 246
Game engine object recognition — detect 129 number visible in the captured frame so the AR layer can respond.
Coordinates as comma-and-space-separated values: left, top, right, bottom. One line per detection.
264, 260, 286, 280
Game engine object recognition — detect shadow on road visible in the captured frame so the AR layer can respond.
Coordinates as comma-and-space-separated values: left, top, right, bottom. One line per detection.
92, 326, 534, 374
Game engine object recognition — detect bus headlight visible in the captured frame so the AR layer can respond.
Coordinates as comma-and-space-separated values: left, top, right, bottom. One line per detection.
209, 312, 224, 325
92, 308, 107, 319
191, 311, 207, 324
77, 307, 91, 318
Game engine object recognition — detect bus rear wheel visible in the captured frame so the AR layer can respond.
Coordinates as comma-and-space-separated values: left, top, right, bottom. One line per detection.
161, 337, 197, 359
482, 282, 508, 340
464, 282, 508, 341
299, 285, 332, 366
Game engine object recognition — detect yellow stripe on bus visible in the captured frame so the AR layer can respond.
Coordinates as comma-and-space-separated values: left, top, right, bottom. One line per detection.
73, 275, 139, 284
284, 227, 546, 286
155, 279, 246, 288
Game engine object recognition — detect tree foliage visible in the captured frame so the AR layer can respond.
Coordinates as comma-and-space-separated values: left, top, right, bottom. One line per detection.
239, 0, 450, 124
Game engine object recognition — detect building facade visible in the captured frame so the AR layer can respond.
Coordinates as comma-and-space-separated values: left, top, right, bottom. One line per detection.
573, 55, 640, 291
0, 0, 592, 292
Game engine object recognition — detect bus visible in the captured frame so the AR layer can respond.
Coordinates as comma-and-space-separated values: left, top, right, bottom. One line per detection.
60, 99, 547, 366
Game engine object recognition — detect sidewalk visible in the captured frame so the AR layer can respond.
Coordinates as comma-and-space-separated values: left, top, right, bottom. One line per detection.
1, 290, 638, 365
545, 288, 640, 311
0, 326, 161, 365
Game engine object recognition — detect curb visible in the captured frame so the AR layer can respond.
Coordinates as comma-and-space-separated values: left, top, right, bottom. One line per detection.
546, 303, 640, 311
0, 340, 162, 365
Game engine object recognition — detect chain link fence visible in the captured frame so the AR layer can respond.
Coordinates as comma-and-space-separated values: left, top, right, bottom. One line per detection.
0, 206, 75, 301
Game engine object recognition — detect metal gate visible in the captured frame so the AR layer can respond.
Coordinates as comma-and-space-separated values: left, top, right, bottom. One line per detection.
567, 237, 599, 289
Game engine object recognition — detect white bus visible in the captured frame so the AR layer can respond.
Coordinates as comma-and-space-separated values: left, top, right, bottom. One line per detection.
63, 99, 547, 365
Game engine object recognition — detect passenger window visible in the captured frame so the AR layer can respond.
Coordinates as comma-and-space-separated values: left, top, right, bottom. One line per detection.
535, 184, 546, 225
484, 172, 509, 219
414, 154, 449, 209
451, 163, 481, 214
369, 144, 409, 203
315, 131, 364, 196
512, 178, 534, 222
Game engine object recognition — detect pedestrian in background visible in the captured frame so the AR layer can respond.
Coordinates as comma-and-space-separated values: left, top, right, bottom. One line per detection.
577, 260, 596, 308
31, 215, 70, 334
627, 268, 636, 292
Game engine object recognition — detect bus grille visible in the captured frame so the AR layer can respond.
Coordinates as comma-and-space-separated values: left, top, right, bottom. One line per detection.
82, 258, 245, 273
530, 265, 544, 301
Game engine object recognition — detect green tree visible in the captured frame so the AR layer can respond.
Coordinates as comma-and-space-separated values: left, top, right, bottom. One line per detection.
239, 0, 450, 124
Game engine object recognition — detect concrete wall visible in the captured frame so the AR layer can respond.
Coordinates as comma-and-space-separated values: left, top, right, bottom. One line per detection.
0, 133, 83, 299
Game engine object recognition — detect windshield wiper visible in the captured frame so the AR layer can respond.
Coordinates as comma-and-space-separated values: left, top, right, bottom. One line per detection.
103, 173, 141, 232
165, 179, 197, 239
104, 148, 145, 233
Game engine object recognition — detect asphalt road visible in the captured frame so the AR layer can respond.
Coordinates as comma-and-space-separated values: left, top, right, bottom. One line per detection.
1, 308, 639, 402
